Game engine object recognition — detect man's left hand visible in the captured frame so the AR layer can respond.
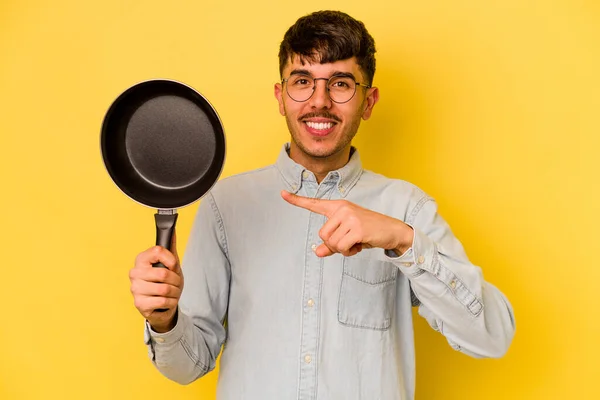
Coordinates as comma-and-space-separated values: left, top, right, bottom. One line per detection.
281, 190, 414, 257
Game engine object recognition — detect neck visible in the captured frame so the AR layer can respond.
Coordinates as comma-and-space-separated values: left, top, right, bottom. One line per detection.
289, 142, 351, 183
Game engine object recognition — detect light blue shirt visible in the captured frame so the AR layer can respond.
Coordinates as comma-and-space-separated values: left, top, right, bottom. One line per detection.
144, 144, 515, 400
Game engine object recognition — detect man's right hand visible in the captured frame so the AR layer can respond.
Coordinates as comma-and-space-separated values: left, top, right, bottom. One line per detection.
129, 241, 184, 333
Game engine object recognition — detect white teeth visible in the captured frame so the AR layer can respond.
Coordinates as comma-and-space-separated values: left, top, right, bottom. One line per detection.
306, 121, 333, 130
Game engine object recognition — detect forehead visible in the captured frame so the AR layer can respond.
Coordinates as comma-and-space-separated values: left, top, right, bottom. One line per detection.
282, 55, 363, 79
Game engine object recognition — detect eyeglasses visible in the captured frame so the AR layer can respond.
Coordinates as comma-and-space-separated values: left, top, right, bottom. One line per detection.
281, 74, 371, 104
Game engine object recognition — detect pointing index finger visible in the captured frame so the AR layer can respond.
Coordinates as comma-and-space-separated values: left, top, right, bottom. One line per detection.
281, 190, 335, 216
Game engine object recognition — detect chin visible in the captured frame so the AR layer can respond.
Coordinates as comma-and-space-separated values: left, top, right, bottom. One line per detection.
306, 150, 336, 159
298, 141, 344, 159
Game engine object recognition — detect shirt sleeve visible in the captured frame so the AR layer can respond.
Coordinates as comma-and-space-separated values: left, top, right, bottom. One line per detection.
385, 198, 516, 358
145, 192, 231, 384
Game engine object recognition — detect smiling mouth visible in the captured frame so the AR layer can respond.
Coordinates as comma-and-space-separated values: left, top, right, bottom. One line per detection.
305, 121, 335, 130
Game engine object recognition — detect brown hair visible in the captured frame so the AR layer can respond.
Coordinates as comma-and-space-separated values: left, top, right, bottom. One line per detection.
278, 10, 377, 85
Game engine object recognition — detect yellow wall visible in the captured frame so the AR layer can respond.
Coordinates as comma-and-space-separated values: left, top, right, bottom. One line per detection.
1, 1, 598, 399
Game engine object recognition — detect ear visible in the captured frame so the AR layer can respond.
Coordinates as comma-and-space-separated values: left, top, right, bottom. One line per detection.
274, 83, 286, 116
361, 87, 379, 120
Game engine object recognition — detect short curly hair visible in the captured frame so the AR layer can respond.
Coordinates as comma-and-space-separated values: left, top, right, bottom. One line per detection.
278, 10, 377, 85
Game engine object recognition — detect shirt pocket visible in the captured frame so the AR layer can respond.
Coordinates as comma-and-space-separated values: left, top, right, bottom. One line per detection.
337, 256, 398, 330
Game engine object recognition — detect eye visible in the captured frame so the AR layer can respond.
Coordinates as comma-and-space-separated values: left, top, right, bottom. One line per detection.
291, 76, 313, 86
329, 77, 353, 89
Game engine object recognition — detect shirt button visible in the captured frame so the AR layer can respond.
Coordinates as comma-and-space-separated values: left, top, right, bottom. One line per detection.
155, 337, 165, 343
417, 255, 425, 264
311, 244, 317, 251
402, 262, 412, 267
304, 354, 312, 364
307, 298, 314, 307
339, 186, 346, 193
302, 171, 309, 179
291, 184, 297, 191
450, 280, 457, 289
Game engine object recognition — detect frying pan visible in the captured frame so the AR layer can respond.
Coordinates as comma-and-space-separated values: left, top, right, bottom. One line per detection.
101, 79, 226, 309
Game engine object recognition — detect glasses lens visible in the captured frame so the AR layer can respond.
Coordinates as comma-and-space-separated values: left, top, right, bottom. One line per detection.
286, 75, 314, 102
284, 75, 359, 103
328, 76, 356, 103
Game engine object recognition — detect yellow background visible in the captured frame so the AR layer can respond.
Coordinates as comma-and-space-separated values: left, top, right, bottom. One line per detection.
1, 0, 598, 399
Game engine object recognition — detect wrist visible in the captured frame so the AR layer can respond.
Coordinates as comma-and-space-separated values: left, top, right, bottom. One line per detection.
393, 221, 414, 255
149, 308, 178, 333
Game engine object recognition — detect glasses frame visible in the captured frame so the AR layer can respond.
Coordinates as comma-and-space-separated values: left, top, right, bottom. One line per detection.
281, 75, 372, 104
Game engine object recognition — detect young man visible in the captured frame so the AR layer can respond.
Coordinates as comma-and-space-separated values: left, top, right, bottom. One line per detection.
129, 10, 515, 400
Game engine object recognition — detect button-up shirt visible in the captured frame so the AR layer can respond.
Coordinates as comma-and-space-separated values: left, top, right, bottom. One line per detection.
144, 144, 515, 400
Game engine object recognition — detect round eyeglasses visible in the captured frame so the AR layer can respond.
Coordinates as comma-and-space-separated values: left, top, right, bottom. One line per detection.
281, 74, 371, 104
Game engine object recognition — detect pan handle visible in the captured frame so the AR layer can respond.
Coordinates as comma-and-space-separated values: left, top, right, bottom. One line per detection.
153, 211, 179, 312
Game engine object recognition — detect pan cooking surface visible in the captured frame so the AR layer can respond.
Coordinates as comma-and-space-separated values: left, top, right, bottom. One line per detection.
101, 79, 226, 209
125, 95, 216, 189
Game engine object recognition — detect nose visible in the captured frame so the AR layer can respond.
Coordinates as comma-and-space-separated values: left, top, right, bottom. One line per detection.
308, 78, 332, 109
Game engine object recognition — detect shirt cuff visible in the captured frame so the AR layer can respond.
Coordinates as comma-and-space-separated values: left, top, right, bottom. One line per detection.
384, 226, 435, 277
143, 306, 186, 347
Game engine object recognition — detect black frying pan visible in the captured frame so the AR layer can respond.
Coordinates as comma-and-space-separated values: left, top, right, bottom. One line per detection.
101, 78, 225, 279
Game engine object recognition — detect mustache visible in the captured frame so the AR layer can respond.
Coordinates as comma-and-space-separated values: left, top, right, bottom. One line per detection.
298, 111, 341, 123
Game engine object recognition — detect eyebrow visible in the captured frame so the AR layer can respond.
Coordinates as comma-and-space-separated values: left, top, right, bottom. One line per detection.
289, 69, 357, 81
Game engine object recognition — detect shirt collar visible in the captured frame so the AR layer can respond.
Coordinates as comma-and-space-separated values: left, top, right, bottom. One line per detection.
275, 143, 363, 198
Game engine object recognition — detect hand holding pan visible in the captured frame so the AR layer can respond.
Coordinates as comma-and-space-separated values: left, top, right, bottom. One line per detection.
101, 79, 225, 312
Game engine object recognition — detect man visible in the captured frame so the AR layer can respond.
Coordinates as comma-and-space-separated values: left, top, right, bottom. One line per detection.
129, 10, 515, 400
